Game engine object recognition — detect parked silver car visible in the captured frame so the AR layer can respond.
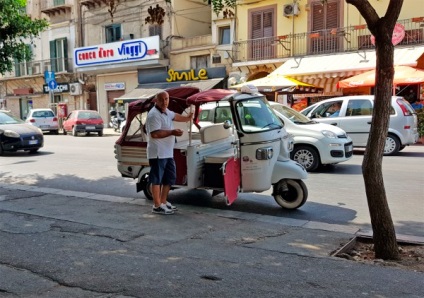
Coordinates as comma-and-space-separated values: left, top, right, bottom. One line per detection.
301, 95, 418, 155
25, 108, 59, 135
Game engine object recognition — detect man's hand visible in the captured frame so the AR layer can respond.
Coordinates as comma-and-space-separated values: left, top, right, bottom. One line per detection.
172, 129, 184, 136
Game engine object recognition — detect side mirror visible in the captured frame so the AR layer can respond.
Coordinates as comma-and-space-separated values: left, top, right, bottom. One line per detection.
223, 120, 232, 129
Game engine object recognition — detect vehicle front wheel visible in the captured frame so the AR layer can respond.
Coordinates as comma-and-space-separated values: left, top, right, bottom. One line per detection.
291, 145, 320, 172
29, 148, 39, 154
0, 144, 4, 156
98, 130, 103, 136
273, 179, 308, 209
141, 173, 153, 200
384, 134, 400, 156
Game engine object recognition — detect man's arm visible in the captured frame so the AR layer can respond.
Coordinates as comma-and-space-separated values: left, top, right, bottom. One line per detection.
174, 113, 193, 122
150, 129, 183, 139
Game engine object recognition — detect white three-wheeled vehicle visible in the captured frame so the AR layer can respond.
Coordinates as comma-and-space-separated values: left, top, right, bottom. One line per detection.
115, 86, 308, 209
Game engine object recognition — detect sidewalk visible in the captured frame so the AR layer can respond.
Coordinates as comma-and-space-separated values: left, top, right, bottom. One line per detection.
0, 183, 423, 297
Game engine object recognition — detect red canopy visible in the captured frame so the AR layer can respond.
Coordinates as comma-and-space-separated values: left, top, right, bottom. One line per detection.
337, 66, 424, 88
186, 89, 236, 105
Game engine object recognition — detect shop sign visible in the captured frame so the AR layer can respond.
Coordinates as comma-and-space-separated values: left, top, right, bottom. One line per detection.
74, 36, 160, 68
104, 82, 125, 90
43, 83, 69, 94
166, 68, 208, 82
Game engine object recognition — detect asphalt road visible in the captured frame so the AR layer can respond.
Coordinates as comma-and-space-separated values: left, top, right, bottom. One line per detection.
1, 131, 423, 237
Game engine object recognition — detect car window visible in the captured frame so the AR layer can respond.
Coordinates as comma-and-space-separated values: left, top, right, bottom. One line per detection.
79, 111, 101, 119
214, 107, 232, 123
312, 101, 343, 118
0, 112, 24, 124
301, 104, 316, 116
346, 99, 373, 116
199, 110, 210, 121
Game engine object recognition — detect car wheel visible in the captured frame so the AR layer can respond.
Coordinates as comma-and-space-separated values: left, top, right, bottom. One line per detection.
399, 145, 406, 151
141, 173, 153, 200
29, 148, 39, 154
72, 126, 78, 137
98, 130, 103, 137
273, 179, 308, 209
0, 144, 4, 156
291, 145, 320, 172
53, 130, 59, 135
384, 134, 400, 156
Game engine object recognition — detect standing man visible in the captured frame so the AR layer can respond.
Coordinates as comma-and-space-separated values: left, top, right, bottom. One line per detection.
145, 91, 193, 215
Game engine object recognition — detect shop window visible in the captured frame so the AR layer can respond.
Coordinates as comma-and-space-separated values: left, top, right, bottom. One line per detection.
106, 24, 122, 43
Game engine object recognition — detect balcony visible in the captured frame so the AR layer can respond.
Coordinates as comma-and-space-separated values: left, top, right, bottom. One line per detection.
41, 0, 72, 16
233, 17, 424, 64
2, 58, 74, 79
81, 0, 123, 9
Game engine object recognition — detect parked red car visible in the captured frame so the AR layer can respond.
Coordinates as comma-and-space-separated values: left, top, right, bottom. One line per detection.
63, 110, 104, 136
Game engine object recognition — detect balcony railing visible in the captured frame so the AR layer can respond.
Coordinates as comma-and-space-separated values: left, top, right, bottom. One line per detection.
233, 17, 424, 63
3, 58, 73, 79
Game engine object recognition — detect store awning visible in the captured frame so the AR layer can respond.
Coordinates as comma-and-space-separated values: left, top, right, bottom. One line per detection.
115, 78, 225, 102
272, 46, 424, 79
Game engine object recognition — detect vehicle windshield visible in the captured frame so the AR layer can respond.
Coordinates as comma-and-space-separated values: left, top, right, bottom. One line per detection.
235, 97, 283, 132
300, 104, 316, 117
0, 111, 24, 125
277, 105, 315, 124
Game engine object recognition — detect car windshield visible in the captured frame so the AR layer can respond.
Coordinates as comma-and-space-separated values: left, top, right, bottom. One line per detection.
300, 104, 316, 116
235, 97, 282, 132
278, 105, 315, 124
0, 111, 24, 125
79, 111, 101, 119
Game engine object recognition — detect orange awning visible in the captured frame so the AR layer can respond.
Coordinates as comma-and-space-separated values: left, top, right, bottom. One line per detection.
337, 66, 424, 88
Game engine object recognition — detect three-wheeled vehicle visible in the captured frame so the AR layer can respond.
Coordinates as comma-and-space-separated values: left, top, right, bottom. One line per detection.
114, 86, 308, 209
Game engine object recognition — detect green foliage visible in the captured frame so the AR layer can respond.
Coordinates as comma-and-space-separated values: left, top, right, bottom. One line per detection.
205, 0, 236, 16
416, 108, 424, 137
0, 0, 48, 75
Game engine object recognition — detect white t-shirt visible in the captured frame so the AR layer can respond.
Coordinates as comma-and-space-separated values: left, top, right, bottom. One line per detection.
145, 106, 176, 159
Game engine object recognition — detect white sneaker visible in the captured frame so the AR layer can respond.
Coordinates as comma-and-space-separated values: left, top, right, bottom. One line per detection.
152, 204, 174, 215
165, 202, 178, 211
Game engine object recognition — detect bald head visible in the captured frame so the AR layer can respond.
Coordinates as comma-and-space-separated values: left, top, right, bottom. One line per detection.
155, 91, 169, 112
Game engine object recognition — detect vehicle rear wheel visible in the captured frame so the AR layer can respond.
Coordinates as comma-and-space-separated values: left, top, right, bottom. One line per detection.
141, 173, 153, 200
53, 130, 59, 135
0, 144, 4, 156
384, 134, 400, 156
291, 145, 320, 172
98, 130, 103, 136
72, 126, 78, 137
273, 179, 308, 209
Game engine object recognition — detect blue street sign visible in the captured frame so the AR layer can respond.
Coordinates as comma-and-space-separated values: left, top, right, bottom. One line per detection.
44, 71, 55, 84
48, 80, 58, 91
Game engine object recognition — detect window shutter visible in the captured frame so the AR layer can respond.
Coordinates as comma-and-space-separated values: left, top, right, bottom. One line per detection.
326, 0, 339, 29
311, 2, 324, 31
263, 11, 273, 37
251, 12, 262, 39
63, 38, 68, 71
50, 40, 57, 72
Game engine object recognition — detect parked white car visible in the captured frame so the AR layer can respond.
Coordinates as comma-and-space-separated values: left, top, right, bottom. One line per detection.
25, 108, 59, 135
300, 95, 418, 155
198, 101, 353, 171
270, 102, 353, 171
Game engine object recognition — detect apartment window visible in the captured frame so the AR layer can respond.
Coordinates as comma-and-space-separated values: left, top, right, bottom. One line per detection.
249, 6, 276, 60
54, 0, 65, 5
190, 55, 209, 69
14, 44, 33, 77
219, 26, 231, 45
310, 0, 341, 54
106, 24, 121, 43
149, 25, 162, 39
50, 38, 68, 72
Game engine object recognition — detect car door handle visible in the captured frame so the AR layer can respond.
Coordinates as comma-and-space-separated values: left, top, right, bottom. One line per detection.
367, 121, 372, 124
330, 123, 337, 126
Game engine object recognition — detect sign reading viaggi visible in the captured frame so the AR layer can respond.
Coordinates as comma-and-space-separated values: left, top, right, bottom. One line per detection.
73, 36, 160, 68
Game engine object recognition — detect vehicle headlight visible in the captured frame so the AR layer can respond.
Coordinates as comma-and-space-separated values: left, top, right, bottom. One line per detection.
322, 130, 337, 139
4, 130, 20, 138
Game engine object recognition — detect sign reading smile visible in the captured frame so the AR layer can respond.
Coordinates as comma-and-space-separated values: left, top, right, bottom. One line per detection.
74, 36, 160, 68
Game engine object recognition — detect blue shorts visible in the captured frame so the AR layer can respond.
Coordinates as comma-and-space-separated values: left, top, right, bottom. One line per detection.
148, 158, 176, 185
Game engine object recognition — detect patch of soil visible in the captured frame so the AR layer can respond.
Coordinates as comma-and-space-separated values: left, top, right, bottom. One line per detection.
337, 239, 424, 272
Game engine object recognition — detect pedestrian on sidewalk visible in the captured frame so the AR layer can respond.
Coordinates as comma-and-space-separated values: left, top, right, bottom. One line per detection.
145, 90, 193, 215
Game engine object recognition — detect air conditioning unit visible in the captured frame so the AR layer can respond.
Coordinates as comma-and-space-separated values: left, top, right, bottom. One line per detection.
70, 83, 82, 95
283, 3, 300, 17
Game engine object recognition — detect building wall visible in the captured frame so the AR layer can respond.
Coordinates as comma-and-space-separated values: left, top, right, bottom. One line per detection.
171, 0, 211, 38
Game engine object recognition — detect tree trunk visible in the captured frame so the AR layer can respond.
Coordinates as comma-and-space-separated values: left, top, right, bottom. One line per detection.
346, 0, 403, 260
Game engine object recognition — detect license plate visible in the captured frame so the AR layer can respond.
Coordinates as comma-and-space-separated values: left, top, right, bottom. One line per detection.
346, 145, 353, 152
29, 140, 38, 145
86, 126, 95, 130
40, 125, 49, 129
